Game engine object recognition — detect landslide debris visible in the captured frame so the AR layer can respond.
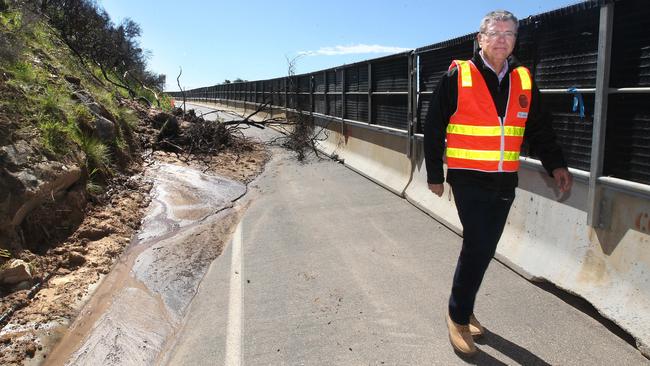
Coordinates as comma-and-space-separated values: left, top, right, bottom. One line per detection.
0, 2, 269, 364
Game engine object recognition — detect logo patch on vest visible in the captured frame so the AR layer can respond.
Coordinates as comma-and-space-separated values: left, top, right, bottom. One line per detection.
519, 94, 529, 108
517, 112, 528, 119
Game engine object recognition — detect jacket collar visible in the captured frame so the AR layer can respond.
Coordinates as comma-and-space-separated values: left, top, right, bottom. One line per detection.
472, 48, 522, 75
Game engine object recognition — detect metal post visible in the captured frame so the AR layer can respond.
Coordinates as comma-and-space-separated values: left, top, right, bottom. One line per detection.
310, 75, 314, 113
587, 2, 614, 228
407, 53, 414, 158
324, 71, 329, 116
414, 54, 420, 135
341, 68, 346, 120
368, 63, 373, 123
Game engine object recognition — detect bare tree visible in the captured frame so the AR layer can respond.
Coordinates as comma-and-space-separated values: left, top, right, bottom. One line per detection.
177, 66, 186, 115
268, 54, 331, 161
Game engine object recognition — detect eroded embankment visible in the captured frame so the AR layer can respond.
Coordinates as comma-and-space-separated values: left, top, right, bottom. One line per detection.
44, 162, 249, 366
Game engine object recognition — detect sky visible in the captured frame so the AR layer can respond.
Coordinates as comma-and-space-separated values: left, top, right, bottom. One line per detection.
100, 0, 583, 91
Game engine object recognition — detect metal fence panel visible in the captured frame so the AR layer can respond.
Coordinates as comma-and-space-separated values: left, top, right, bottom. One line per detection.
298, 75, 311, 93
345, 65, 369, 92
314, 73, 326, 93
314, 94, 327, 114
522, 94, 595, 171
345, 94, 369, 122
610, 0, 650, 87
297, 94, 311, 111
373, 95, 408, 129
329, 95, 342, 117
604, 94, 650, 185
373, 57, 409, 92
522, 5, 600, 89
416, 38, 474, 132
327, 70, 342, 92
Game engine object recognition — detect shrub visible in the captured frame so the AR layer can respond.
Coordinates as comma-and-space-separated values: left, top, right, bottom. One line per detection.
38, 117, 69, 154
9, 61, 35, 83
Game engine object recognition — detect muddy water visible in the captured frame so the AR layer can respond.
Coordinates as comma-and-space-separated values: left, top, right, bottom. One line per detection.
44, 162, 246, 366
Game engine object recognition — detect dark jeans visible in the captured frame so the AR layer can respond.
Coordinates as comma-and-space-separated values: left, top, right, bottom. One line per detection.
448, 183, 515, 325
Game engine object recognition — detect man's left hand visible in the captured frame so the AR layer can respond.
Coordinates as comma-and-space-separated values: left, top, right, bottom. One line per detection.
552, 167, 573, 193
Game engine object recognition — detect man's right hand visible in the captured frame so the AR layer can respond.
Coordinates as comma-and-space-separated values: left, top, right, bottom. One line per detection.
428, 183, 444, 197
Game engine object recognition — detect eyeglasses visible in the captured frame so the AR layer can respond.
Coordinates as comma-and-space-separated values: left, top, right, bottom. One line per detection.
481, 31, 517, 40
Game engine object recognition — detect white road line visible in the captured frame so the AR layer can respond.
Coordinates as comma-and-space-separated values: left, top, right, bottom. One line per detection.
225, 222, 243, 366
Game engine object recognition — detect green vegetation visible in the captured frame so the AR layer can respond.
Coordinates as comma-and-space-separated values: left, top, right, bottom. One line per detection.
0, 8, 21, 30
76, 133, 110, 174
8, 61, 35, 83
37, 117, 70, 155
0, 0, 173, 195
117, 108, 139, 130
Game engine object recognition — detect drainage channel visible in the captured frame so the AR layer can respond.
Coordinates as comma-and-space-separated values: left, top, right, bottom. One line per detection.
43, 162, 247, 366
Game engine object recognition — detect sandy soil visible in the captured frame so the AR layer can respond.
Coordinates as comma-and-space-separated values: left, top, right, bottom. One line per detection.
0, 141, 270, 365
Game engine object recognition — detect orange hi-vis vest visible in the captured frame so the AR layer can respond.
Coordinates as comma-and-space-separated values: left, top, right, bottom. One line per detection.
445, 60, 532, 172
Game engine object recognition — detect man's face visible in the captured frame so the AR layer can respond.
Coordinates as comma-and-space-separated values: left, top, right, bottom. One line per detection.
478, 20, 517, 64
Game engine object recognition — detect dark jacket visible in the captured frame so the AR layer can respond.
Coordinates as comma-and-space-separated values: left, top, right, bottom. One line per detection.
423, 50, 567, 191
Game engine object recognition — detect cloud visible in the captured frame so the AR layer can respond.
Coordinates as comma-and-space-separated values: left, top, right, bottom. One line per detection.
298, 44, 411, 56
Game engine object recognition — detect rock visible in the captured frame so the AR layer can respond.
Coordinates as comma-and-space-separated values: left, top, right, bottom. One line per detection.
56, 267, 71, 275
67, 251, 86, 267
13, 280, 31, 291
93, 116, 116, 143
71, 90, 92, 104
0, 140, 35, 168
6, 162, 82, 229
0, 259, 33, 285
76, 223, 113, 240
25, 343, 36, 358
64, 75, 81, 86
88, 102, 116, 122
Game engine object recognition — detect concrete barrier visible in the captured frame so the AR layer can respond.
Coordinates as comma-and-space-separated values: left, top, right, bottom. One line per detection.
337, 122, 412, 197
312, 116, 345, 158
405, 137, 462, 234
499, 174, 650, 356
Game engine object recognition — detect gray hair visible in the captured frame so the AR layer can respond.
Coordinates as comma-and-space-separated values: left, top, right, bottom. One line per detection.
479, 10, 519, 33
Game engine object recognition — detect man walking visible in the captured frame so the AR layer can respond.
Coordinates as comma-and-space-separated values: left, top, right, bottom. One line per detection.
424, 10, 573, 356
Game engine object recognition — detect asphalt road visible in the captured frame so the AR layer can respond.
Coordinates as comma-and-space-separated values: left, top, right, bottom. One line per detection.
164, 103, 649, 365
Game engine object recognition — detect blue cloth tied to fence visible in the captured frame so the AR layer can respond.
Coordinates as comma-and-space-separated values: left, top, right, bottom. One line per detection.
567, 87, 585, 119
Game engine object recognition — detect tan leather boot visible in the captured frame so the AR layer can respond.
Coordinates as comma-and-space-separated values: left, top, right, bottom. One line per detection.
469, 314, 484, 337
446, 313, 477, 356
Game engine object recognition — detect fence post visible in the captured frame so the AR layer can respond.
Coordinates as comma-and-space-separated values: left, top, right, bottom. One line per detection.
341, 68, 347, 120
368, 63, 373, 124
587, 2, 614, 228
310, 75, 314, 113
407, 52, 415, 158
324, 71, 329, 116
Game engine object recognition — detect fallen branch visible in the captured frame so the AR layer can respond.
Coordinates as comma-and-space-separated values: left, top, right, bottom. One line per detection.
99, 63, 136, 98
125, 70, 161, 108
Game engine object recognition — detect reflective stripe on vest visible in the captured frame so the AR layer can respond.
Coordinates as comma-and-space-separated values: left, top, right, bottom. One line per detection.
446, 124, 525, 137
458, 60, 473, 87
446, 147, 520, 162
445, 60, 532, 172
